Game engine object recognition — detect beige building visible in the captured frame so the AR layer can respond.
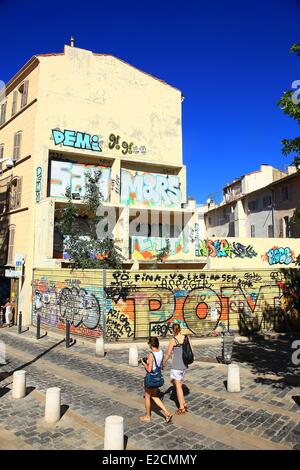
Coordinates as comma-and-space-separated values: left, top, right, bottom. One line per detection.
0, 42, 206, 324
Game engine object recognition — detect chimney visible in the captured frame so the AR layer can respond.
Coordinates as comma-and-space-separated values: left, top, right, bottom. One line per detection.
70, 36, 75, 47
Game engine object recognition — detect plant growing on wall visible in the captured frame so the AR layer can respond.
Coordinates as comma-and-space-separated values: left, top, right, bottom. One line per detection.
277, 43, 300, 263
55, 170, 124, 269
154, 239, 171, 263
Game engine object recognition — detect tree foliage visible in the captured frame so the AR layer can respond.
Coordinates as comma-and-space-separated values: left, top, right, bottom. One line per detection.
55, 170, 124, 269
277, 44, 300, 263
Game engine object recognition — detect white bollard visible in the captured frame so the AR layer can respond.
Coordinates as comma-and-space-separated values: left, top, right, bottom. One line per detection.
12, 370, 26, 398
227, 364, 240, 392
129, 345, 138, 367
104, 415, 124, 450
45, 387, 61, 423
96, 337, 105, 357
0, 340, 6, 364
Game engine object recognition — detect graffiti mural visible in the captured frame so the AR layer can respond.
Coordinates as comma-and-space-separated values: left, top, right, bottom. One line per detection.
49, 160, 111, 201
36, 167, 42, 202
196, 239, 257, 259
131, 235, 191, 259
262, 246, 296, 266
108, 133, 146, 155
52, 129, 103, 152
121, 169, 182, 208
32, 268, 300, 341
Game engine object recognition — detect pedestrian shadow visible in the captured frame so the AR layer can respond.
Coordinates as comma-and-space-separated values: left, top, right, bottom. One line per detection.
124, 435, 128, 450
223, 380, 228, 391
162, 384, 190, 408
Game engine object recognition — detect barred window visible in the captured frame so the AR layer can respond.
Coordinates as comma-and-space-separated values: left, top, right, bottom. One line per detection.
13, 131, 22, 161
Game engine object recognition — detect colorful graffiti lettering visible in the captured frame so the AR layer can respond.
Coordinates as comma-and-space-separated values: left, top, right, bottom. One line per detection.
262, 246, 296, 265
52, 129, 103, 152
32, 269, 299, 341
197, 239, 257, 259
36, 167, 42, 203
131, 236, 190, 259
121, 169, 182, 208
49, 160, 111, 201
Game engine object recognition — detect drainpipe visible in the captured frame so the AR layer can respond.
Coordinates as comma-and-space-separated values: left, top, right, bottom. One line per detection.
271, 189, 276, 237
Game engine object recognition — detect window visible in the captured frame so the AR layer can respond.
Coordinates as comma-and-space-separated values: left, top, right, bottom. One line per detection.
19, 81, 29, 108
250, 225, 255, 237
248, 200, 257, 211
6, 225, 15, 265
263, 195, 272, 208
0, 144, 4, 160
268, 225, 274, 238
284, 216, 292, 238
208, 217, 212, 226
282, 186, 290, 201
11, 90, 18, 116
0, 102, 6, 125
8, 177, 22, 211
13, 131, 22, 160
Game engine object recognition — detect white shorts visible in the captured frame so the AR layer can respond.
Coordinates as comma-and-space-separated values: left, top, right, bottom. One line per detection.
170, 369, 186, 381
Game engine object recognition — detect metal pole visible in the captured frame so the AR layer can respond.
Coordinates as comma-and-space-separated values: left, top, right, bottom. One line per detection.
66, 320, 70, 348
18, 312, 22, 334
36, 313, 41, 339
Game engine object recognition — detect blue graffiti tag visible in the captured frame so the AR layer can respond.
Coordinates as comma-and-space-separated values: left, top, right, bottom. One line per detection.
52, 129, 102, 152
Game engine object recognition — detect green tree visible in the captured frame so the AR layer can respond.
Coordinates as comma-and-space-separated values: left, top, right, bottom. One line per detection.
277, 44, 300, 259
55, 170, 124, 269
154, 239, 171, 263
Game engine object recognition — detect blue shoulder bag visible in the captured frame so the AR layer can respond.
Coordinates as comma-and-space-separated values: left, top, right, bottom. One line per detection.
144, 352, 164, 389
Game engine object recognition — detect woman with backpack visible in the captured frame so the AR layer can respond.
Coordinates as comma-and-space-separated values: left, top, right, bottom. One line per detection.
163, 323, 193, 415
139, 336, 173, 424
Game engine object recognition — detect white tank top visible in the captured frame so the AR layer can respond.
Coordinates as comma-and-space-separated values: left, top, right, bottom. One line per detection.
5, 305, 12, 315
151, 350, 163, 371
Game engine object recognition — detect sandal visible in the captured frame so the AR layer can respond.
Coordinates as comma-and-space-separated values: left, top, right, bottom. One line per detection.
184, 403, 188, 412
139, 416, 151, 423
175, 408, 186, 415
164, 413, 173, 423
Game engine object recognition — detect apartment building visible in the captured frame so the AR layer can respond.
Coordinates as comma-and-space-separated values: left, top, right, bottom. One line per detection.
0, 42, 206, 323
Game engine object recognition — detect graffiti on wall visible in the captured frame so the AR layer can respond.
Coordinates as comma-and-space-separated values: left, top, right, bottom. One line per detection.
108, 133, 146, 155
131, 235, 190, 259
49, 160, 111, 201
121, 169, 182, 208
36, 167, 42, 203
262, 246, 297, 266
32, 278, 102, 337
196, 239, 257, 259
32, 269, 300, 341
52, 129, 103, 152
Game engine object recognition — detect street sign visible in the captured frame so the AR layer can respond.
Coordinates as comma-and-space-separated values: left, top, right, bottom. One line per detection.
15, 253, 24, 274
5, 269, 22, 278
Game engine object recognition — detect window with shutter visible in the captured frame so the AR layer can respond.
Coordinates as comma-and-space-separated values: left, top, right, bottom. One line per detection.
279, 218, 283, 237
0, 102, 6, 125
250, 225, 255, 237
7, 225, 15, 265
0, 144, 4, 159
11, 90, 18, 116
13, 131, 22, 160
8, 177, 22, 210
20, 81, 29, 108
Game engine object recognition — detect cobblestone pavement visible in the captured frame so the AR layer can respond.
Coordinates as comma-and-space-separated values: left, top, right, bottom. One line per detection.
0, 328, 299, 450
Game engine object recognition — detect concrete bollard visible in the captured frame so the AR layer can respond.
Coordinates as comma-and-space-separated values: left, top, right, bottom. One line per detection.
104, 415, 124, 450
45, 387, 61, 423
129, 345, 139, 367
0, 340, 6, 365
96, 337, 105, 357
12, 370, 26, 398
227, 364, 240, 392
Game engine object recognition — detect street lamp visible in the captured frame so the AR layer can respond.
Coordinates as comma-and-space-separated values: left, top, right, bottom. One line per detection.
0, 157, 14, 173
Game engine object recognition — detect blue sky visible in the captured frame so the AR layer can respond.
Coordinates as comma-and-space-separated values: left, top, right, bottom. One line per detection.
1, 0, 299, 203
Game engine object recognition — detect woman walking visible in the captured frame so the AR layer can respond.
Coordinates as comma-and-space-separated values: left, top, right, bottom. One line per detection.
140, 336, 173, 424
163, 323, 193, 414
2, 299, 12, 326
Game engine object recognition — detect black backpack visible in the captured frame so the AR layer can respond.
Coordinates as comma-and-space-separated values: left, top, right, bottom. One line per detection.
175, 335, 194, 367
